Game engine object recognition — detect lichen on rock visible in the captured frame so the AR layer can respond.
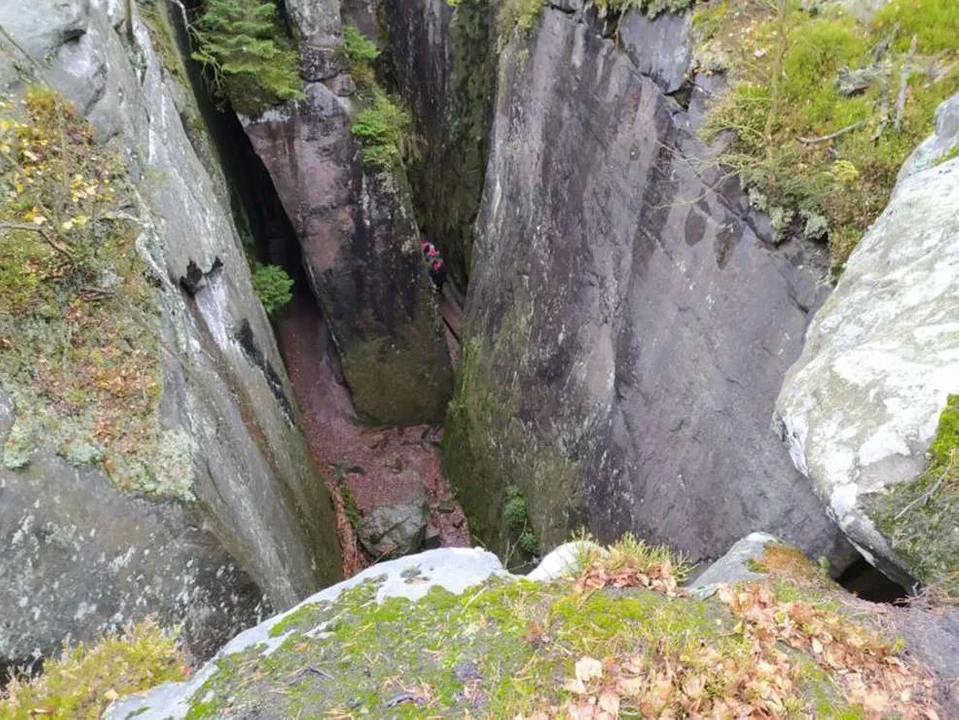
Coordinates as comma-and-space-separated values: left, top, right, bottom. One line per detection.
0, 88, 180, 499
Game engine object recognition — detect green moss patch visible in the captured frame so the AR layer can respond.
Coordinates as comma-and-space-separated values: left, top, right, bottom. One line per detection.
442, 331, 583, 564
697, 0, 959, 273
866, 395, 959, 596
0, 619, 187, 719
340, 313, 453, 427
181, 538, 934, 718
0, 89, 191, 499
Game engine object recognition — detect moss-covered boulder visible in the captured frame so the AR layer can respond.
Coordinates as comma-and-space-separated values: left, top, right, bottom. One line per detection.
107, 538, 957, 718
775, 92, 959, 592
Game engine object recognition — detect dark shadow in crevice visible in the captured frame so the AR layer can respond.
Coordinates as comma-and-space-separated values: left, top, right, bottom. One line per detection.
837, 557, 910, 604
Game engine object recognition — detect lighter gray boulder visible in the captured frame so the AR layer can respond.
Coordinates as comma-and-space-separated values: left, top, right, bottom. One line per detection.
357, 502, 429, 558
775, 92, 959, 584
619, 8, 693, 94
687, 532, 777, 598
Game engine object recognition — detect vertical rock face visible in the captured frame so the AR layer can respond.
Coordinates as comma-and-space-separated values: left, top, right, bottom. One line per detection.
381, 0, 494, 287
445, 9, 850, 565
775, 93, 959, 587
0, 0, 340, 665
240, 0, 453, 427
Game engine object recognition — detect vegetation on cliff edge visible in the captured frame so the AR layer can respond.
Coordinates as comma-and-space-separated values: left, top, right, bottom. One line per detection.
190, 0, 304, 116
0, 619, 187, 719
696, 0, 959, 273
0, 88, 194, 499
181, 536, 938, 718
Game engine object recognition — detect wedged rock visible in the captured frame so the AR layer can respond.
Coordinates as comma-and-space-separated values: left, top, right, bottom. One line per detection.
775, 92, 959, 587
357, 503, 428, 558
445, 7, 850, 567
0, 0, 340, 665
240, 20, 453, 426
687, 532, 778, 598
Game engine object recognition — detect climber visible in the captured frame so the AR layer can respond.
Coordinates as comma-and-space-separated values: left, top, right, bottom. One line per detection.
429, 258, 447, 292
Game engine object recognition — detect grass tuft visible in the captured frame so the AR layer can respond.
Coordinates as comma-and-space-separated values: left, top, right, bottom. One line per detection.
0, 619, 187, 719
697, 0, 959, 273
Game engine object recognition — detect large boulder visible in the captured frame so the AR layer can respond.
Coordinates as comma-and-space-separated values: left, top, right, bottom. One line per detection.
0, 0, 340, 665
443, 8, 850, 567
107, 541, 958, 718
774, 93, 959, 588
239, 0, 453, 427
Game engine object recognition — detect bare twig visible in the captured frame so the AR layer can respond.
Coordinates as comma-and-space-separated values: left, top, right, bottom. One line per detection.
798, 120, 866, 145
893, 474, 945, 521
0, 221, 76, 264
894, 35, 918, 133
764, 0, 790, 165
893, 453, 955, 522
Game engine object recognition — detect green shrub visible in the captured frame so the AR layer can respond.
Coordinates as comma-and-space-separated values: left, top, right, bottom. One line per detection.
191, 0, 304, 116
343, 25, 380, 63
519, 530, 540, 556
250, 263, 293, 314
503, 486, 529, 531
351, 88, 411, 167
0, 619, 187, 719
343, 25, 379, 88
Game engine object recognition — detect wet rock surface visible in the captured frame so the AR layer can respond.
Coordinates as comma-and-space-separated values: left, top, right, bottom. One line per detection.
448, 8, 850, 567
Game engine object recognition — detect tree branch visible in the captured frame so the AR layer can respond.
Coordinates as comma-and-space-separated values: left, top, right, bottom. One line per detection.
798, 120, 866, 145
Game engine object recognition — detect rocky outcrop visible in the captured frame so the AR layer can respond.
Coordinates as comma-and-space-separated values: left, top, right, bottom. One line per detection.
0, 0, 340, 665
107, 539, 959, 718
774, 93, 959, 588
381, 0, 494, 286
239, 0, 453, 426
444, 8, 850, 567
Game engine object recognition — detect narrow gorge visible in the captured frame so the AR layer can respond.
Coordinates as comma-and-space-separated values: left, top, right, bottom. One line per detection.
1, 0, 958, 716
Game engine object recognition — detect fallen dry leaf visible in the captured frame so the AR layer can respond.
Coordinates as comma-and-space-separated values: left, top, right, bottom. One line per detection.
575, 656, 604, 684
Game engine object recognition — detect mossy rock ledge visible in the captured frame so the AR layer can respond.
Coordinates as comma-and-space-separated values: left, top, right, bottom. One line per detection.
107, 535, 958, 718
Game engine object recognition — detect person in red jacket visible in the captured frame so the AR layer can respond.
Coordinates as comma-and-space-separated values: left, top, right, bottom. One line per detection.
429, 259, 447, 292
